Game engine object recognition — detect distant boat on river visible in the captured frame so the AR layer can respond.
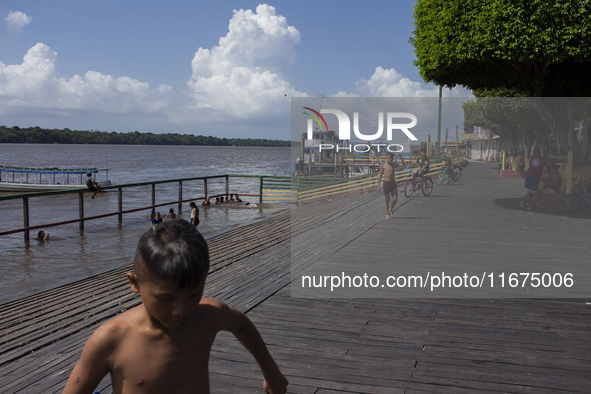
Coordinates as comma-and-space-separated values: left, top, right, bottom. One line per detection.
0, 166, 111, 192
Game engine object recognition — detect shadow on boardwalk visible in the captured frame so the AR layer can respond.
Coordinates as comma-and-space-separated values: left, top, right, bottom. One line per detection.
1, 162, 590, 393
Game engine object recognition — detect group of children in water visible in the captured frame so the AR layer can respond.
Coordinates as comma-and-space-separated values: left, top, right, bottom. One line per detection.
201, 193, 243, 205
150, 193, 246, 229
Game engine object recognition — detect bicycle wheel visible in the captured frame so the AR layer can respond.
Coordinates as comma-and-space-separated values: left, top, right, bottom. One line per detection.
434, 171, 445, 185
561, 194, 573, 211
404, 179, 415, 198
443, 172, 452, 185
452, 167, 461, 181
422, 178, 433, 196
582, 195, 591, 214
572, 194, 583, 212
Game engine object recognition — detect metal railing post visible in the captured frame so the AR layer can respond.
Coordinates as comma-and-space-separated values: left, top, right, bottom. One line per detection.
78, 191, 84, 231
152, 183, 156, 216
178, 181, 183, 214
259, 176, 263, 204
118, 187, 123, 223
203, 178, 208, 199
23, 197, 29, 243
225, 175, 229, 200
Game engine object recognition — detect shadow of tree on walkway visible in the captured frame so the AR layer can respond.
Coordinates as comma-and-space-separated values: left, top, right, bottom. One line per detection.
493, 197, 591, 220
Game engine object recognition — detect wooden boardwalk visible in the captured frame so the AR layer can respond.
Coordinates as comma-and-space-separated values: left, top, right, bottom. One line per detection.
1, 162, 590, 393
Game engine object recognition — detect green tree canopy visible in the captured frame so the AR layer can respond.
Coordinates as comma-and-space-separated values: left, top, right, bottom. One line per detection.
412, 1, 591, 158
0, 126, 291, 147
411, 0, 591, 97
463, 89, 550, 156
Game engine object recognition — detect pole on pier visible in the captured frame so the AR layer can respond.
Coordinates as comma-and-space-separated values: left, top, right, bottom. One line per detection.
78, 191, 84, 231
259, 176, 263, 204
334, 151, 337, 176
301, 137, 305, 169
437, 85, 442, 159
118, 187, 123, 223
151, 184, 156, 216
179, 181, 183, 214
225, 176, 229, 201
23, 197, 29, 243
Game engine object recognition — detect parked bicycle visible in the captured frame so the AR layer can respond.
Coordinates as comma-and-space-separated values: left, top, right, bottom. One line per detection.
561, 179, 591, 214
434, 159, 461, 185
404, 170, 433, 197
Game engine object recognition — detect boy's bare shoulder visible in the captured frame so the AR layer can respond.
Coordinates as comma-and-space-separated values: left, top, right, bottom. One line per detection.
87, 306, 143, 349
196, 298, 241, 330
199, 298, 237, 323
198, 297, 231, 312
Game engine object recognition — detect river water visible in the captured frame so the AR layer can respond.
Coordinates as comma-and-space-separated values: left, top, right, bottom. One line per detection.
0, 144, 292, 303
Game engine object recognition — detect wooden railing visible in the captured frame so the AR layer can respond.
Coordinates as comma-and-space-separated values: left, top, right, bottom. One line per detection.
293, 155, 460, 203
0, 174, 278, 243
1, 156, 463, 243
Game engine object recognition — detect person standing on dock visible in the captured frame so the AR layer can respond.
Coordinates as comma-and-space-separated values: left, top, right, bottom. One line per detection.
378, 152, 406, 219
189, 201, 200, 227
520, 148, 544, 210
85, 172, 101, 199
62, 219, 288, 394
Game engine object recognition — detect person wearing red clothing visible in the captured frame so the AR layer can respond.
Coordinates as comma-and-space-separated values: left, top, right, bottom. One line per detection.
531, 164, 562, 209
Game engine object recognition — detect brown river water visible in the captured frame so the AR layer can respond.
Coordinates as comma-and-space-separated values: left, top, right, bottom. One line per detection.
0, 144, 292, 303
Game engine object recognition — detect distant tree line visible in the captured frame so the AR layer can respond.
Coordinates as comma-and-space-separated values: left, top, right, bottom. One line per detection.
0, 126, 290, 147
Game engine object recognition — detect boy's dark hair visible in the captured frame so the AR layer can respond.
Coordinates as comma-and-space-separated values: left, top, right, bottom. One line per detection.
135, 219, 209, 289
386, 152, 394, 158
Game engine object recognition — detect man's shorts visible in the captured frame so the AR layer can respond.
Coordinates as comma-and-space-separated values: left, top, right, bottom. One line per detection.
524, 175, 539, 193
383, 181, 398, 197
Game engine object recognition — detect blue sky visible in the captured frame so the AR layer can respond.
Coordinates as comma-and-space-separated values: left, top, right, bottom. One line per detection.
0, 1, 470, 139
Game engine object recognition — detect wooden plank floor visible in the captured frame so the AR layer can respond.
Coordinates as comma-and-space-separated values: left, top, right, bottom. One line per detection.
2, 162, 591, 393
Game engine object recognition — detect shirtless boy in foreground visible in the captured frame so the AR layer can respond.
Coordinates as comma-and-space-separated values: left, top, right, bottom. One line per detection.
63, 219, 288, 394
378, 152, 406, 219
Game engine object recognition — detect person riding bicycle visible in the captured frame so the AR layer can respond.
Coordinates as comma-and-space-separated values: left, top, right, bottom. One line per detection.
411, 149, 430, 183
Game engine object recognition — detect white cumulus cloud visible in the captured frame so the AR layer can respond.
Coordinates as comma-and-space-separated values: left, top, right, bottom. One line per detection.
5, 11, 32, 30
356, 67, 472, 97
186, 4, 307, 120
0, 43, 171, 117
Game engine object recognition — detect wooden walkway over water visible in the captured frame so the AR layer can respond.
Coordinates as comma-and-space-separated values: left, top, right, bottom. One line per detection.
1, 162, 590, 393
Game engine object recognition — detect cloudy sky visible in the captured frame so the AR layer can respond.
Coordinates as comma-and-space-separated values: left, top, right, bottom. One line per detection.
0, 1, 471, 139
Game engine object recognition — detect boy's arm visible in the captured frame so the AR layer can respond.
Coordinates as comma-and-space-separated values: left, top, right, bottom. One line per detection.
216, 301, 288, 394
398, 153, 406, 166
62, 325, 113, 394
377, 164, 383, 190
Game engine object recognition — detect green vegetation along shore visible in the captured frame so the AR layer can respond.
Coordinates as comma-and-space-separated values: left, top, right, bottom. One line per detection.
0, 126, 290, 147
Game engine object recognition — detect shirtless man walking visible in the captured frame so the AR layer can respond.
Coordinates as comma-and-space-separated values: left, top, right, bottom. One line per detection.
378, 152, 406, 219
